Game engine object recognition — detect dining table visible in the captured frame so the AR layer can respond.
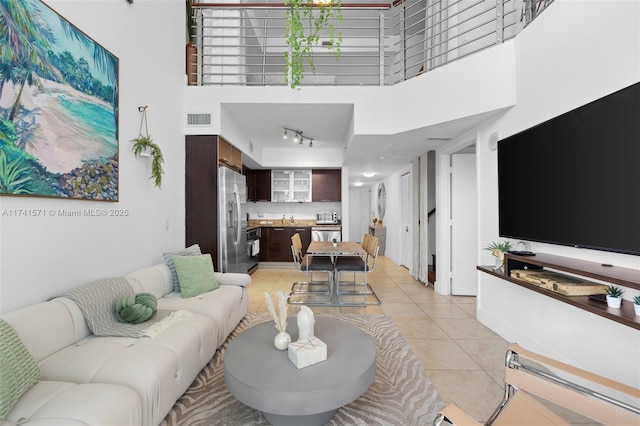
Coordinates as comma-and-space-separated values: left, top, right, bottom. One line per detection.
304, 241, 367, 306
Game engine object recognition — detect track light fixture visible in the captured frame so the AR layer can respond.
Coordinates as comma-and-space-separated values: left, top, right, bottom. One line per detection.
283, 127, 314, 147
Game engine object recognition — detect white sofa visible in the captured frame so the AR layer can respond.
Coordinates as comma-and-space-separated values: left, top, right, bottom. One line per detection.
0, 262, 250, 426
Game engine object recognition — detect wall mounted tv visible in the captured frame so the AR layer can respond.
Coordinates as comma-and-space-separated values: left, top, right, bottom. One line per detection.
498, 81, 640, 256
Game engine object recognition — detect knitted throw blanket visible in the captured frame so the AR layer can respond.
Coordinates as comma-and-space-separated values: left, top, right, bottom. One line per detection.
66, 277, 191, 338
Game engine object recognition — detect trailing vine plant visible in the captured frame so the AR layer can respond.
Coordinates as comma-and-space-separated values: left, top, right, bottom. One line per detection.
285, 0, 343, 89
131, 106, 164, 189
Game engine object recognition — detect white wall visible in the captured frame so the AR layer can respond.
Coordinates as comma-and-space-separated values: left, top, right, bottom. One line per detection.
0, 0, 186, 313
472, 0, 640, 388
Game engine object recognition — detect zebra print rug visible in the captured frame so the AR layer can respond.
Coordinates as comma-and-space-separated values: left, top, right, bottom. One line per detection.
161, 313, 445, 425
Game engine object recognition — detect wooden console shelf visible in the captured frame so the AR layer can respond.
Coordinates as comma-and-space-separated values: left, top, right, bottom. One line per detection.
478, 252, 640, 330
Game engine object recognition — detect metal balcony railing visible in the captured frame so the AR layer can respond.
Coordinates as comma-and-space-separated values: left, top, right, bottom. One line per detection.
188, 0, 553, 86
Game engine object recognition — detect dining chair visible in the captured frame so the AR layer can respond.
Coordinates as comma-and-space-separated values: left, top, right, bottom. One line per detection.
335, 235, 381, 305
433, 343, 640, 426
289, 233, 334, 297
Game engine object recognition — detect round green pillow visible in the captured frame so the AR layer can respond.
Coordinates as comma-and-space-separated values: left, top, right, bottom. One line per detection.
116, 293, 158, 324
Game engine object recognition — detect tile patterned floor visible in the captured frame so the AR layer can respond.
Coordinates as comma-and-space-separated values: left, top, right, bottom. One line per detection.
246, 256, 600, 424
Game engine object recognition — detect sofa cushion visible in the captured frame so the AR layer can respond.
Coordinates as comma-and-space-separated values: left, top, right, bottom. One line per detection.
0, 319, 41, 421
37, 314, 215, 426
173, 254, 219, 298
4, 381, 141, 426
1, 299, 90, 364
126, 263, 174, 298
163, 244, 202, 292
158, 285, 247, 348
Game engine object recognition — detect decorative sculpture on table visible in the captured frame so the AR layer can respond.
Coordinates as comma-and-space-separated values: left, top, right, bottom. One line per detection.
297, 306, 315, 341
288, 306, 327, 369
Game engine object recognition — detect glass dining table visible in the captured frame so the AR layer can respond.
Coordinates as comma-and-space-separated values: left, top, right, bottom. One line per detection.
292, 241, 368, 307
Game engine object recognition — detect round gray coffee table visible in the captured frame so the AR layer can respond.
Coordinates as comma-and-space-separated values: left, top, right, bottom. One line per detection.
224, 316, 376, 426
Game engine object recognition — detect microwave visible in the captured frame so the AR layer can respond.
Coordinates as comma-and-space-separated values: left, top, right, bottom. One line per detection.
316, 212, 338, 224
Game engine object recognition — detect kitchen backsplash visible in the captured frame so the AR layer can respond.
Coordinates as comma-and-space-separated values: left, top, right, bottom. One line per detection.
245, 201, 341, 221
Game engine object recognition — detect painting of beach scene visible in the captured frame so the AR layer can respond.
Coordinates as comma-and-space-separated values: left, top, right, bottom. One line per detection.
0, 0, 118, 201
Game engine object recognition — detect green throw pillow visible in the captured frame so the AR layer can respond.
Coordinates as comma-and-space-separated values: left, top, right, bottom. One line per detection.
0, 319, 41, 421
116, 293, 158, 324
173, 254, 219, 298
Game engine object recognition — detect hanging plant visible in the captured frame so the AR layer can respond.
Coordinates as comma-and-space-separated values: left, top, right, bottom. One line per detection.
131, 106, 164, 189
284, 0, 343, 89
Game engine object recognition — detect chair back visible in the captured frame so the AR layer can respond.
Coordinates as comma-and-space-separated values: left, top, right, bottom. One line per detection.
291, 233, 303, 265
365, 236, 380, 272
361, 233, 371, 249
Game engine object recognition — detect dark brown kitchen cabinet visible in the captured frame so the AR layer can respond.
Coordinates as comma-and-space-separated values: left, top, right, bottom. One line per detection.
258, 226, 270, 262
185, 135, 219, 262
218, 136, 242, 172
263, 227, 291, 262
312, 169, 341, 202
246, 168, 271, 202
260, 226, 311, 262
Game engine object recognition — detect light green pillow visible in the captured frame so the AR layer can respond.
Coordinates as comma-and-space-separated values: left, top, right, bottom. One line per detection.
173, 254, 219, 298
0, 319, 41, 421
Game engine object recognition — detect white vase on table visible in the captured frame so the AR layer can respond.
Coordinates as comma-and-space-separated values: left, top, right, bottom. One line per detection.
274, 331, 291, 350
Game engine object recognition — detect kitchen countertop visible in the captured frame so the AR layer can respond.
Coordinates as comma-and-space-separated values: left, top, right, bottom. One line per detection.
249, 220, 341, 228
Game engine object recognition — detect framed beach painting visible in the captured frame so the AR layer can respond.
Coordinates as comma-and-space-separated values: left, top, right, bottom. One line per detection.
0, 0, 119, 201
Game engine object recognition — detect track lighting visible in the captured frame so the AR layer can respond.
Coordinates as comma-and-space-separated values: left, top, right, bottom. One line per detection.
283, 127, 314, 147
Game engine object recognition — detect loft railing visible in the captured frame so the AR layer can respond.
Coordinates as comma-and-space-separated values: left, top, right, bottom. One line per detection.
188, 0, 552, 86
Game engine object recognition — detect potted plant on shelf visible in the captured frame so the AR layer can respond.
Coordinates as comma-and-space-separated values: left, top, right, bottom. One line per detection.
484, 240, 512, 272
604, 285, 624, 309
332, 238, 338, 248
633, 296, 640, 316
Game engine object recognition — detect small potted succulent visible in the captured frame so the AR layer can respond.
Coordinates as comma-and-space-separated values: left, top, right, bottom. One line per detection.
605, 285, 624, 309
633, 295, 640, 316
332, 238, 338, 248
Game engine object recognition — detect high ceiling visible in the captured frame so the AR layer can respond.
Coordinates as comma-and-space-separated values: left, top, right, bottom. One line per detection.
224, 102, 498, 188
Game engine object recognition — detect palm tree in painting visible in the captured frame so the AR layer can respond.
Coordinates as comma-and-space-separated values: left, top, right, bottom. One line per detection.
55, 8, 118, 122
0, 0, 62, 122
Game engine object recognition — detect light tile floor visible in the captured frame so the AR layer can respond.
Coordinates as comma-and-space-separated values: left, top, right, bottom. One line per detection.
246, 256, 598, 424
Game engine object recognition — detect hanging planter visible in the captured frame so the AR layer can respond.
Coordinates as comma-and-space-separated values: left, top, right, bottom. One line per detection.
131, 106, 164, 189
285, 0, 343, 89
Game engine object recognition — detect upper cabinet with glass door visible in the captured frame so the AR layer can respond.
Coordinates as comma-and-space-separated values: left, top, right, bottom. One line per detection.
271, 170, 312, 202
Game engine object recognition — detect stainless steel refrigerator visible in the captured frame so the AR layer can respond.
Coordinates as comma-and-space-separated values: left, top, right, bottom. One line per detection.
218, 166, 248, 273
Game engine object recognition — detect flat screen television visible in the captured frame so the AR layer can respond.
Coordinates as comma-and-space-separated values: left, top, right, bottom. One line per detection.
497, 81, 640, 256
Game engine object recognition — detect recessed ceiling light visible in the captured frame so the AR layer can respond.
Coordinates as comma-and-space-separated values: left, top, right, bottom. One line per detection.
362, 172, 376, 178
353, 182, 364, 187
378, 156, 386, 160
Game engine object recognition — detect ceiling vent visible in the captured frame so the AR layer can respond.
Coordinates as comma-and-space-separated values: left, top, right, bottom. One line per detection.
186, 113, 212, 126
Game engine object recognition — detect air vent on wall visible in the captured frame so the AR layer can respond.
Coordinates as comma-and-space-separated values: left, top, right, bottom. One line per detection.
186, 113, 212, 126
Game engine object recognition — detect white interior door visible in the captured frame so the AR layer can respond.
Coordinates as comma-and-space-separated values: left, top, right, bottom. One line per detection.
401, 172, 412, 269
451, 152, 477, 295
